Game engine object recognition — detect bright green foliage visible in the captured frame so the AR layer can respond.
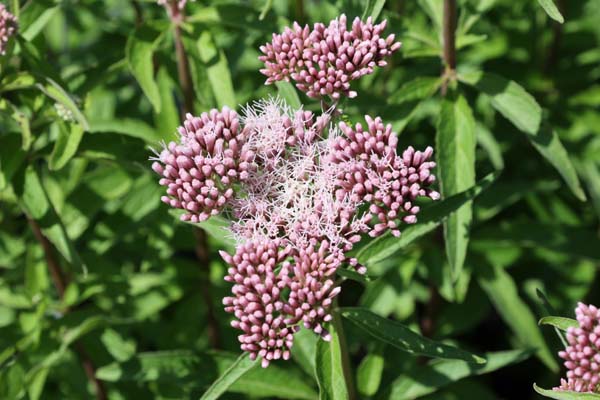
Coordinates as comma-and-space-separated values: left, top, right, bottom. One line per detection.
1, 1, 599, 400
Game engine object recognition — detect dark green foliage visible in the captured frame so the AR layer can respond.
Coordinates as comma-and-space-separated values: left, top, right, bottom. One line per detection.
0, 0, 599, 399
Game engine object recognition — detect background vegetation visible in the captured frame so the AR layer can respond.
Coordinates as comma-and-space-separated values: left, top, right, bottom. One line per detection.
1, 0, 599, 399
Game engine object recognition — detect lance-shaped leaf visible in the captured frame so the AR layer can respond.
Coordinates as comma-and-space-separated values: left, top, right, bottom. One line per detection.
533, 384, 600, 399
200, 353, 257, 400
436, 93, 476, 281
356, 171, 498, 267
14, 166, 86, 272
49, 122, 85, 171
477, 263, 558, 371
341, 307, 485, 364
126, 22, 167, 112
37, 77, 89, 130
536, 0, 564, 23
276, 81, 302, 109
362, 0, 387, 21
539, 316, 578, 331
315, 320, 350, 400
383, 349, 532, 399
197, 31, 236, 109
459, 71, 585, 201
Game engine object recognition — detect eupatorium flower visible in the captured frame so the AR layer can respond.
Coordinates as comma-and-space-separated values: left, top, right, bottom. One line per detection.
330, 116, 439, 237
151, 107, 253, 223
0, 4, 17, 56
220, 239, 295, 367
259, 14, 401, 100
556, 303, 600, 393
151, 97, 439, 366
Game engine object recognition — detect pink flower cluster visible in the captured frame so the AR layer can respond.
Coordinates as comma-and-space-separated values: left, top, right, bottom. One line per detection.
259, 14, 401, 100
152, 15, 436, 367
0, 4, 17, 56
556, 303, 600, 393
152, 99, 438, 367
330, 116, 439, 237
151, 107, 253, 223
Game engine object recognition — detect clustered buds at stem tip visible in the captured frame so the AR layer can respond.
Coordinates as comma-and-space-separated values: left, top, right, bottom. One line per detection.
151, 16, 436, 368
555, 303, 600, 393
0, 4, 17, 56
259, 14, 401, 100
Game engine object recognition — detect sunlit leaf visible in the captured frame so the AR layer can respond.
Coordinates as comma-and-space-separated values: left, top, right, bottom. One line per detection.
341, 307, 486, 363
477, 263, 558, 371
126, 22, 167, 112
533, 384, 600, 399
536, 0, 564, 23
437, 93, 476, 281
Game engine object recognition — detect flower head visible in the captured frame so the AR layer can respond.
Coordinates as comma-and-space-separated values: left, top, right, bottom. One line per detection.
220, 239, 295, 368
330, 116, 439, 237
0, 4, 17, 56
283, 241, 343, 340
151, 107, 253, 223
259, 15, 401, 100
556, 303, 600, 393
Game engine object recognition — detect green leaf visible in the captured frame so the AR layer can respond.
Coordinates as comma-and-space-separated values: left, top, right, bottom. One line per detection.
538, 316, 578, 331
389, 77, 442, 104
197, 31, 236, 109
126, 22, 166, 112
336, 268, 371, 284
476, 263, 558, 371
155, 67, 180, 141
200, 353, 258, 400
276, 81, 302, 109
341, 307, 485, 363
0, 134, 26, 191
474, 222, 600, 261
315, 321, 349, 400
536, 0, 564, 23
27, 367, 49, 400
459, 71, 541, 135
37, 77, 89, 130
533, 384, 600, 399
49, 123, 85, 171
97, 350, 315, 399
579, 160, 600, 220
361, 0, 387, 21
101, 329, 136, 362
186, 4, 278, 33
292, 328, 318, 378
8, 103, 32, 150
459, 72, 584, 201
528, 126, 586, 201
61, 316, 107, 349
356, 350, 384, 397
476, 122, 504, 170
20, 0, 59, 41
436, 93, 476, 281
88, 118, 160, 143
14, 166, 86, 272
383, 350, 532, 399
231, 359, 318, 400
259, 0, 274, 20
356, 172, 498, 266
97, 350, 208, 382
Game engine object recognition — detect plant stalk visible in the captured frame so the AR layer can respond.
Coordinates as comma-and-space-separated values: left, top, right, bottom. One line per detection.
441, 0, 457, 95
27, 217, 107, 400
